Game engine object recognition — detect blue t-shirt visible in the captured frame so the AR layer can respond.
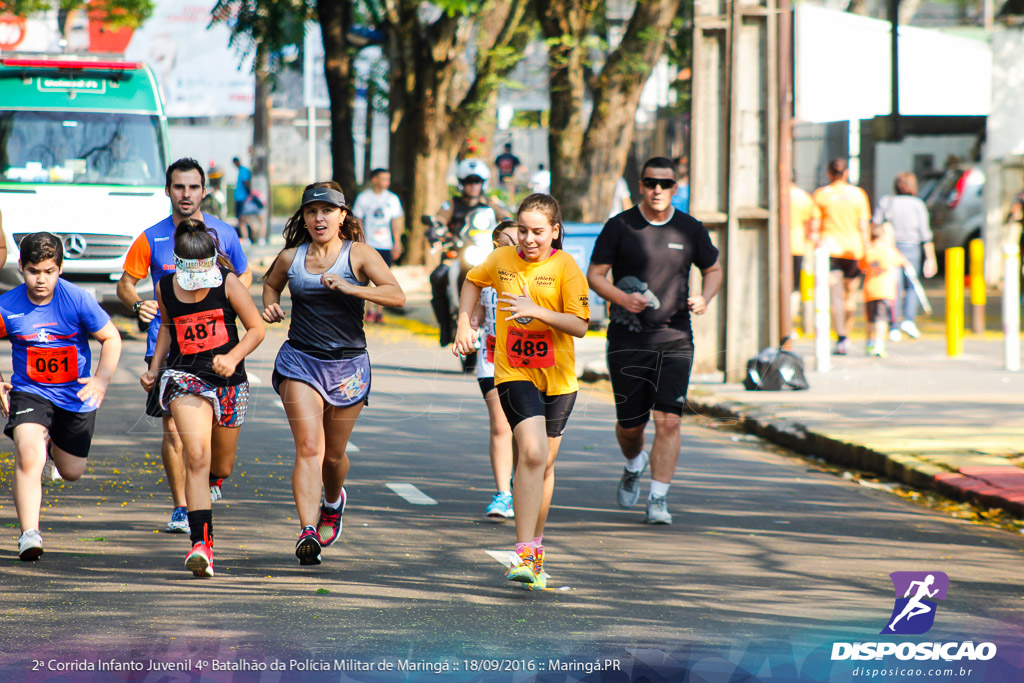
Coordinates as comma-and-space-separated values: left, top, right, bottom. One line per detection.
235, 166, 251, 202
0, 279, 111, 412
127, 213, 249, 357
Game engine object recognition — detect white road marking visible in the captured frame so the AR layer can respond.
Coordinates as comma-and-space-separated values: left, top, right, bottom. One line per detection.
273, 399, 284, 411
486, 549, 516, 568
248, 374, 263, 385
385, 483, 437, 505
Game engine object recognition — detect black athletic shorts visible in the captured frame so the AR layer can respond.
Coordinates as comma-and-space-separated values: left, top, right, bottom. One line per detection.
496, 381, 576, 437
144, 356, 167, 418
4, 391, 97, 458
865, 299, 893, 324
607, 338, 694, 429
376, 248, 394, 267
830, 257, 862, 280
478, 376, 495, 397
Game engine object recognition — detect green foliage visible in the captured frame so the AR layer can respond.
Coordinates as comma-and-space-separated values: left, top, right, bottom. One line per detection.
1, 0, 154, 28
209, 0, 315, 71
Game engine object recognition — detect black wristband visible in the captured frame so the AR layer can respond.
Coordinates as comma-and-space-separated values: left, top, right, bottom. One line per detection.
132, 300, 144, 315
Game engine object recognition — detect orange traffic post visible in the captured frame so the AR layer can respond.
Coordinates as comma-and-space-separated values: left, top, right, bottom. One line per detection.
946, 247, 964, 357
969, 238, 985, 335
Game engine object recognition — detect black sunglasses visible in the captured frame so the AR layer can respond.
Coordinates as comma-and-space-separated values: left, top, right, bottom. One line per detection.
641, 177, 677, 190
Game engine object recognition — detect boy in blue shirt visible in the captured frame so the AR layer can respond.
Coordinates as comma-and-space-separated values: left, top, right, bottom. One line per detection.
1, 233, 122, 561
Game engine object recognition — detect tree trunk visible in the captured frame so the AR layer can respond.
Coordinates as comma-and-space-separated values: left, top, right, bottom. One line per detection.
384, 0, 527, 264
252, 47, 272, 223
318, 0, 357, 196
547, 0, 683, 222
537, 0, 599, 192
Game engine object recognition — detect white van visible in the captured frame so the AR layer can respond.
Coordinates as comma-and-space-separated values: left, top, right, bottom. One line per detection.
0, 53, 170, 300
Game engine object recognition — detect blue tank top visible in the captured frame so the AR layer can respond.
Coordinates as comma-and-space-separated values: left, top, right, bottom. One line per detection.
287, 241, 368, 351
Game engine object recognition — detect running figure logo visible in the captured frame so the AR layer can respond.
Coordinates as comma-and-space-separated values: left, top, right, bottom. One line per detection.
880, 571, 948, 635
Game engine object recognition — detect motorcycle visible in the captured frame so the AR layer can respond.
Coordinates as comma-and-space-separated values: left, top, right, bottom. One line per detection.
423, 203, 500, 372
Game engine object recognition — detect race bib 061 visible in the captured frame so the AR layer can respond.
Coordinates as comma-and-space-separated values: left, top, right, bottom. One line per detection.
27, 346, 78, 384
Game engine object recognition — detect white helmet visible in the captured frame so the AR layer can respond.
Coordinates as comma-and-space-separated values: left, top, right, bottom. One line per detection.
457, 158, 490, 191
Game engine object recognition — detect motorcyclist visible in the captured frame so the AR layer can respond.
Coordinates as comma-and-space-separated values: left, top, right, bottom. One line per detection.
435, 158, 511, 237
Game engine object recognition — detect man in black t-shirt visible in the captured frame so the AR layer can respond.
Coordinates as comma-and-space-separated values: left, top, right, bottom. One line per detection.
587, 156, 722, 525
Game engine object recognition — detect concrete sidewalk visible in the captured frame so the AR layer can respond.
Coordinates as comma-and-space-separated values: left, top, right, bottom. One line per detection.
374, 262, 1024, 518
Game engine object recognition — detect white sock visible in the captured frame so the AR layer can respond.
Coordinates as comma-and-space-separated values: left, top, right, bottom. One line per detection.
649, 480, 670, 499
625, 451, 648, 472
324, 495, 342, 510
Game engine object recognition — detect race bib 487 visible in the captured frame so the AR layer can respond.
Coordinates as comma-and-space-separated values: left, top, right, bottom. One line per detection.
174, 310, 228, 354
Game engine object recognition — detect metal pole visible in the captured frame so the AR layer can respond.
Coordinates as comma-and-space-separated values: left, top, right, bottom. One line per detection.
814, 244, 831, 372
889, 0, 902, 140
778, 0, 793, 348
1004, 244, 1020, 371
307, 106, 316, 183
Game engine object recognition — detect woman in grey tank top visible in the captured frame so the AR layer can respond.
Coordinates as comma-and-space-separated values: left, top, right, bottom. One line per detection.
262, 182, 406, 566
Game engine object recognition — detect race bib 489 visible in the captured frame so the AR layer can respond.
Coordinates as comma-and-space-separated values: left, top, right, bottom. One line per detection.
505, 328, 554, 368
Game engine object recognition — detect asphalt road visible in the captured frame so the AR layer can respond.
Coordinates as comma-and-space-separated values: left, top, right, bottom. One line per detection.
1, 323, 1023, 682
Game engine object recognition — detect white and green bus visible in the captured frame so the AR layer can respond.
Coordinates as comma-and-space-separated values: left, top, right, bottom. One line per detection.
0, 53, 170, 300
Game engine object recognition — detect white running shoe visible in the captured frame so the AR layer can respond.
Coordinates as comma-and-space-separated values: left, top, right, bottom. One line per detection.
42, 459, 62, 483
18, 529, 43, 561
899, 320, 921, 339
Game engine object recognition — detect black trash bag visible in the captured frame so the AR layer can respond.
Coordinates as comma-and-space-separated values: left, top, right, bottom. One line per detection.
743, 347, 809, 391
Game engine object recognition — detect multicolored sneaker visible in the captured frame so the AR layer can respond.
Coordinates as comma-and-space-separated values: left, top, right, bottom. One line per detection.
184, 526, 214, 578
505, 546, 538, 584
485, 491, 514, 522
166, 506, 189, 534
316, 487, 346, 547
295, 526, 322, 566
18, 529, 43, 561
525, 547, 547, 591
209, 478, 224, 503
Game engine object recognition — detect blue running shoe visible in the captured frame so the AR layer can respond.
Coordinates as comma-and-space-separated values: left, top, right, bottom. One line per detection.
485, 491, 514, 522
166, 506, 189, 534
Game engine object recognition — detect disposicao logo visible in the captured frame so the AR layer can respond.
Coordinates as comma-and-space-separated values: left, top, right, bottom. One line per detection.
881, 571, 948, 635
831, 572, 997, 663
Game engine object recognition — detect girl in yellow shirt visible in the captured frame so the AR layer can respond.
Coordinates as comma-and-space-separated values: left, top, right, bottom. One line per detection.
454, 194, 590, 589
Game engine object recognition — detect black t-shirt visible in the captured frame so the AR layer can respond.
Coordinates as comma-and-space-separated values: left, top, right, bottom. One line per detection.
495, 153, 521, 178
591, 206, 719, 345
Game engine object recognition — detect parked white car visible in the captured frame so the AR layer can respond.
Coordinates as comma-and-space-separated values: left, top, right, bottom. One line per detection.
919, 165, 984, 254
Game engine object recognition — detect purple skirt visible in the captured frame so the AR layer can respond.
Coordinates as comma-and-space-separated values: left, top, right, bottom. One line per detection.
272, 341, 371, 407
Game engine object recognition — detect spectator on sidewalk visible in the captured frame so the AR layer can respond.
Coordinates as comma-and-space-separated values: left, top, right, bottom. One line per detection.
790, 178, 818, 334
352, 168, 404, 323
495, 143, 522, 198
671, 157, 689, 213
608, 176, 633, 220
811, 158, 871, 356
859, 222, 909, 358
529, 163, 551, 195
232, 157, 265, 246
873, 172, 937, 341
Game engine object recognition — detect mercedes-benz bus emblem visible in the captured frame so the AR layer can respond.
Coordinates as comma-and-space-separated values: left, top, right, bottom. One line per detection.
64, 234, 87, 258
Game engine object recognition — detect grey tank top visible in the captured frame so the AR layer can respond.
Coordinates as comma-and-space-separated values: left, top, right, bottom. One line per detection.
287, 241, 368, 350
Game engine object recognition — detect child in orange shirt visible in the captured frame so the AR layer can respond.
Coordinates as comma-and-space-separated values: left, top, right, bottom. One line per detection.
859, 223, 908, 358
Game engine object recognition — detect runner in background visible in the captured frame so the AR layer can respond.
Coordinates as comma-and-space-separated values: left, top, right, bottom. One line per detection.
262, 182, 405, 566
140, 219, 265, 577
2, 232, 122, 561
454, 194, 590, 590
118, 158, 252, 535
472, 220, 519, 522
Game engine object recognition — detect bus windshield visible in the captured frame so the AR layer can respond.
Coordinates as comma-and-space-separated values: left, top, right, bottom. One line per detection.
0, 111, 166, 186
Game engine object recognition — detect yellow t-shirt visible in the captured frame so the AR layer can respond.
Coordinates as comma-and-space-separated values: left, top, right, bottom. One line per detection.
466, 246, 590, 395
790, 185, 817, 257
813, 180, 870, 260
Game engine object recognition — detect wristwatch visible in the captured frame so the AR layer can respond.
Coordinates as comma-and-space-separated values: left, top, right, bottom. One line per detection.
132, 300, 144, 316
